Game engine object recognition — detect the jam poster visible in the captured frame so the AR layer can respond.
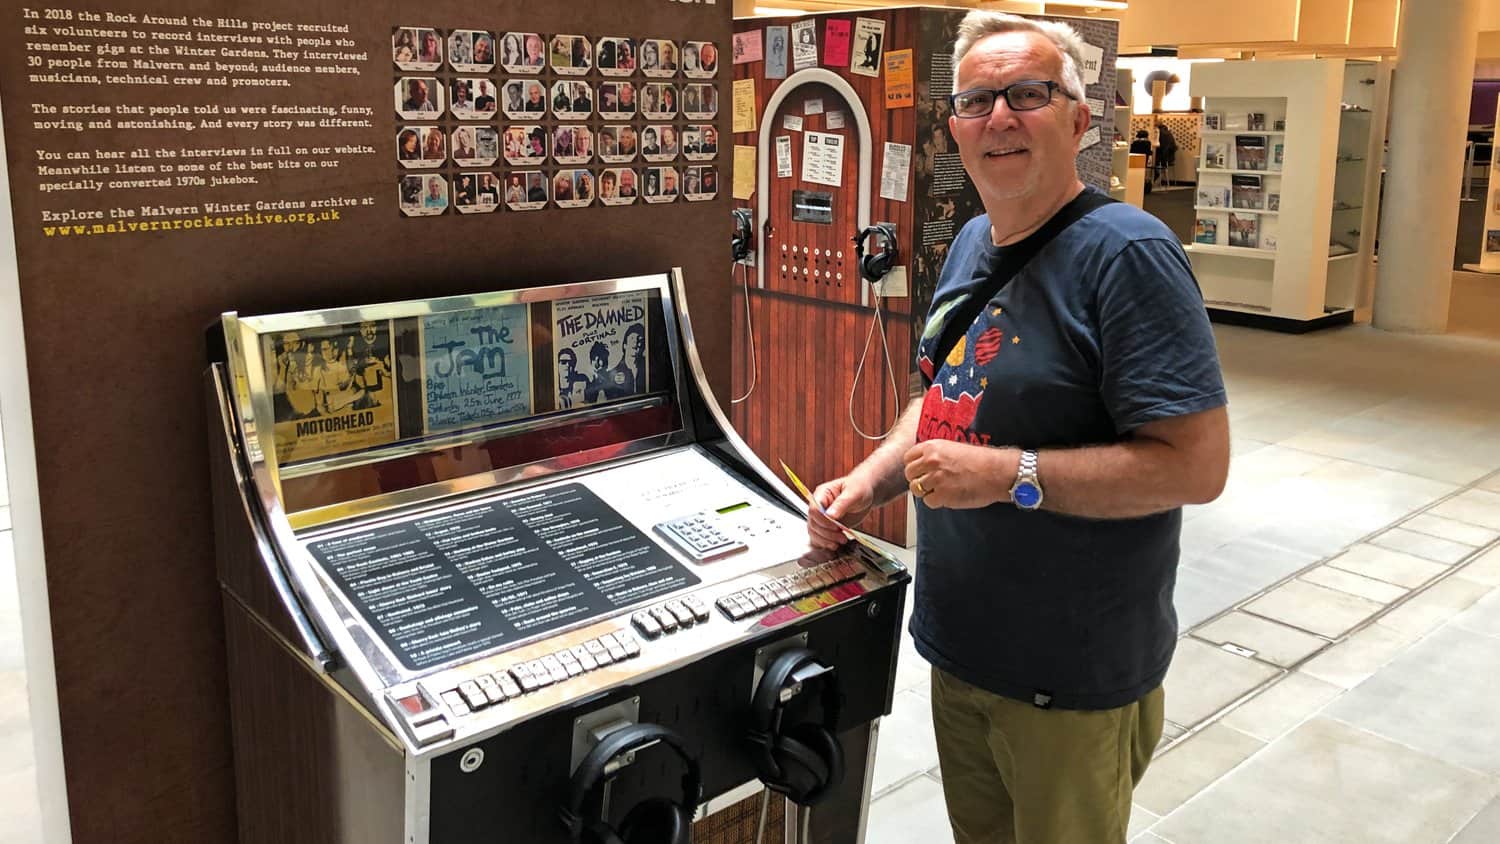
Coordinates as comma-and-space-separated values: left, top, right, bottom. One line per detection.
262, 321, 399, 463
552, 291, 648, 409
421, 303, 534, 432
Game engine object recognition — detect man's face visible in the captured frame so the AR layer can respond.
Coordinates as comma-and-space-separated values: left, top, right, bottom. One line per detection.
621, 171, 635, 191
409, 80, 427, 102
559, 353, 576, 378
528, 84, 542, 102
591, 351, 608, 371
621, 85, 635, 106
361, 323, 377, 343
664, 171, 677, 191
947, 31, 1089, 205
663, 128, 676, 147
624, 332, 642, 356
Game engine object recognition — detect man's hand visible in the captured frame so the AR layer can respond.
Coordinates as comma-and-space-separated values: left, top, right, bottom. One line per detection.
902, 440, 1013, 510
807, 475, 877, 550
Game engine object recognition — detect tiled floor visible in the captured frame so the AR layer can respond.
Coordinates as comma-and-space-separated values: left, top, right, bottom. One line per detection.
865, 323, 1500, 844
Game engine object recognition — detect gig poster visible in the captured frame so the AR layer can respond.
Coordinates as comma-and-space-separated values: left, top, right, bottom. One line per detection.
420, 304, 533, 432
552, 291, 649, 408
262, 321, 398, 463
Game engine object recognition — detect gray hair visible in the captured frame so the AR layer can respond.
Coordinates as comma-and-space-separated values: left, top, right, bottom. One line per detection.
952, 11, 1088, 103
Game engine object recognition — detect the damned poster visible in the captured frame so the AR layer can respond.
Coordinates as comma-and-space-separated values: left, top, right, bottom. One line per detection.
421, 303, 533, 431
552, 291, 648, 408
261, 320, 398, 462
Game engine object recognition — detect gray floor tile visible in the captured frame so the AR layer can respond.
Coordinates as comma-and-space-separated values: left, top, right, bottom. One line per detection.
1127, 803, 1159, 840
1129, 834, 1168, 844
1453, 588, 1500, 640
1193, 612, 1327, 668
1133, 723, 1265, 817
0, 766, 42, 844
0, 536, 21, 676
1379, 576, 1492, 639
1152, 716, 1500, 844
1451, 796, 1500, 844
1430, 489, 1500, 531
1462, 545, 1500, 588
1326, 544, 1449, 589
1220, 671, 1344, 742
1185, 538, 1319, 596
1298, 564, 1408, 605
871, 689, 940, 797
865, 775, 955, 844
1243, 579, 1384, 639
1162, 639, 1280, 728
1172, 567, 1248, 631
1326, 624, 1500, 777
1247, 519, 1371, 563
1371, 527, 1476, 565
1300, 622, 1419, 690
1401, 513, 1500, 547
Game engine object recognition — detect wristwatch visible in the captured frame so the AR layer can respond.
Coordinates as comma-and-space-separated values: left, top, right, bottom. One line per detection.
1009, 449, 1044, 511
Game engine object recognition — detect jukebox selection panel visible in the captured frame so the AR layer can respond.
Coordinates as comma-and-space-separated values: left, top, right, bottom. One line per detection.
302, 446, 815, 671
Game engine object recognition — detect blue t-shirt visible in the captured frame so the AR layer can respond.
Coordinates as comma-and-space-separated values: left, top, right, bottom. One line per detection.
912, 191, 1226, 710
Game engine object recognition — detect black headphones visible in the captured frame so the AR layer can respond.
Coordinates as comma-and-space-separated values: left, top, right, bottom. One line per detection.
731, 208, 754, 263
745, 648, 846, 806
853, 223, 899, 283
559, 723, 703, 844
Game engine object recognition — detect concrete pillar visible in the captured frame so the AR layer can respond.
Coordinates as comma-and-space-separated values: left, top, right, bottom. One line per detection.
1372, 0, 1482, 332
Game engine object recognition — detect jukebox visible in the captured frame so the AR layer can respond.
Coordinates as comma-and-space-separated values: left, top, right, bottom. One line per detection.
205, 269, 910, 843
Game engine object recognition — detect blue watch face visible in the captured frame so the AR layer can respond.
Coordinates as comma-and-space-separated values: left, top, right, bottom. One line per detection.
1013, 482, 1042, 509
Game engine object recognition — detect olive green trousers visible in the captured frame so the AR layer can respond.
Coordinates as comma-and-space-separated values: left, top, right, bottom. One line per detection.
929, 667, 1164, 844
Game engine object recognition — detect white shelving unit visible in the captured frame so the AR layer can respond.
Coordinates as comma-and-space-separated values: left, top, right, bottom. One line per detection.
1186, 59, 1389, 330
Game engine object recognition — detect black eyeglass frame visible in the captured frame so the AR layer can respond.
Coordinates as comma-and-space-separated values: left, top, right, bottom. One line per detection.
947, 80, 1077, 118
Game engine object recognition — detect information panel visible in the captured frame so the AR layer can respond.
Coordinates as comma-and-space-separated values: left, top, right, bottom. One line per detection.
307, 481, 699, 670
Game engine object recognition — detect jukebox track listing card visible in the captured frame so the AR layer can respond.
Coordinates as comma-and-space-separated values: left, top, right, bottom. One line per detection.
421, 304, 533, 433
552, 291, 649, 408
307, 483, 700, 670
262, 322, 398, 464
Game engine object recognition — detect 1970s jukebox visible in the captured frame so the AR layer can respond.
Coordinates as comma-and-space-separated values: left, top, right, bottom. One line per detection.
205, 269, 910, 843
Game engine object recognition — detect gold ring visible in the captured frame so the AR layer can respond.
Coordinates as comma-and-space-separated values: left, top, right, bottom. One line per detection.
914, 480, 925, 496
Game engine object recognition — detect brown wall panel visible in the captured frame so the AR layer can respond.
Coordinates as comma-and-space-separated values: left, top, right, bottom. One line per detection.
0, 0, 732, 839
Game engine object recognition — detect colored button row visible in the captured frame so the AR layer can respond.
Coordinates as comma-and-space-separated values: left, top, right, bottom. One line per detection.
631, 596, 711, 638
715, 558, 865, 621
440, 630, 642, 717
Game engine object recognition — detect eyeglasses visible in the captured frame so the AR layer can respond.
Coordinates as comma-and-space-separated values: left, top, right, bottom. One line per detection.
948, 80, 1076, 118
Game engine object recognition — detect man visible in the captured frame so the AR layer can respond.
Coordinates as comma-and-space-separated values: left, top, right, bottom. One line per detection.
402, 78, 435, 113
618, 168, 637, 198
661, 168, 678, 197
619, 82, 637, 113
642, 127, 660, 157
584, 342, 613, 402
557, 348, 589, 408
526, 82, 546, 112
807, 12, 1228, 844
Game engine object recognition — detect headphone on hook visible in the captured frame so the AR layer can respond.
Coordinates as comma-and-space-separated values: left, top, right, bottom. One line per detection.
732, 208, 755, 263
559, 722, 703, 844
745, 647, 846, 806
852, 223, 899, 283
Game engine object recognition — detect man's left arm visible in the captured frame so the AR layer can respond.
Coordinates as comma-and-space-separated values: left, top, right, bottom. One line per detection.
906, 237, 1230, 518
903, 409, 1227, 517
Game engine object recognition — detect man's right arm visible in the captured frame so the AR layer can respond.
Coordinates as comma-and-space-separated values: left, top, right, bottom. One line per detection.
807, 398, 922, 549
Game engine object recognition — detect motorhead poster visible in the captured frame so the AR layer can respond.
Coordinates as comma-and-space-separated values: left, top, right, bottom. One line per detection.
0, 0, 730, 838
260, 320, 397, 462
552, 291, 648, 408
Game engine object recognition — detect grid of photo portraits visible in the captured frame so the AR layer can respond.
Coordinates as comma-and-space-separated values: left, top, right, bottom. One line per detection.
394, 27, 720, 216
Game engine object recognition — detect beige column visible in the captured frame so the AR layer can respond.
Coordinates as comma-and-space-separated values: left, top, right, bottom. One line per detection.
1372, 0, 1482, 331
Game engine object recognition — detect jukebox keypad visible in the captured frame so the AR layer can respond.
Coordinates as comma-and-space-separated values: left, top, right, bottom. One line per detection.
439, 628, 644, 717
715, 558, 865, 621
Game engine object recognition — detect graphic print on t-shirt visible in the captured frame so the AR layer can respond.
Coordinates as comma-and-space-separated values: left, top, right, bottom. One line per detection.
916, 303, 1007, 446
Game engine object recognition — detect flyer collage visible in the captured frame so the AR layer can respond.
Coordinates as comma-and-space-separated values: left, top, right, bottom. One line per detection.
260, 290, 653, 464
394, 27, 721, 216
